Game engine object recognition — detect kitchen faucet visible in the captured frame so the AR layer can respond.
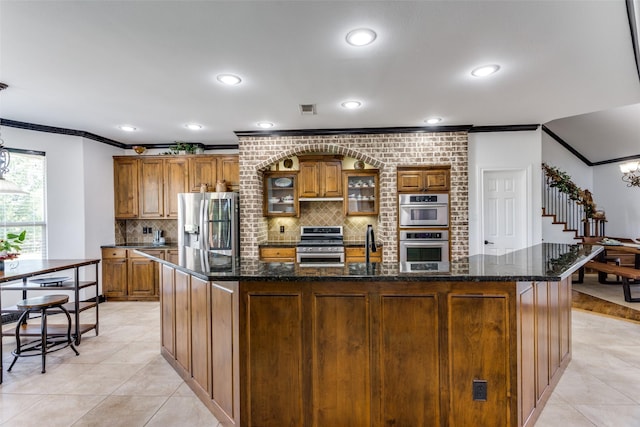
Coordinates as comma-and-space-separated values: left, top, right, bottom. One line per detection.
365, 224, 377, 264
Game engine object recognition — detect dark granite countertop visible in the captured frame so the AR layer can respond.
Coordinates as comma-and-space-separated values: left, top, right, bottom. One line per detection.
258, 242, 383, 248
135, 243, 602, 283
101, 243, 178, 249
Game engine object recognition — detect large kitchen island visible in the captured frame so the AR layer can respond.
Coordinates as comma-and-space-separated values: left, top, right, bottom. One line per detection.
137, 243, 602, 427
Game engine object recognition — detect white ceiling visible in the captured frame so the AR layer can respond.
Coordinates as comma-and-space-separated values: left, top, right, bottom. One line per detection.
1, 0, 639, 163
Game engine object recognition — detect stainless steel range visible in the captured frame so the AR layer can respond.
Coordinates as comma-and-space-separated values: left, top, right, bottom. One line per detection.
296, 226, 345, 267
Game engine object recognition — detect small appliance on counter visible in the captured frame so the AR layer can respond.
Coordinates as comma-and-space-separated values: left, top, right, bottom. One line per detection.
178, 192, 240, 270
153, 229, 165, 245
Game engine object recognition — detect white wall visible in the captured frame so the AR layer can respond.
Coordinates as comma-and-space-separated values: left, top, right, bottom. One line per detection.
468, 130, 542, 256
1, 127, 123, 304
593, 162, 640, 238
541, 131, 592, 190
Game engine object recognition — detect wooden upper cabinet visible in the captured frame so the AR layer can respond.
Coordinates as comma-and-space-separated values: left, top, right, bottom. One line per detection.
397, 166, 450, 193
164, 158, 189, 218
298, 155, 343, 198
344, 170, 379, 216
322, 161, 342, 197
218, 155, 239, 191
114, 157, 139, 219
114, 154, 238, 219
139, 158, 165, 218
188, 155, 239, 192
298, 161, 320, 197
140, 157, 188, 218
424, 169, 449, 191
189, 156, 217, 192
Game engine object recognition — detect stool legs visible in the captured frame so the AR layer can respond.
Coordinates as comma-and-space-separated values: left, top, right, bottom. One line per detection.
7, 303, 79, 374
61, 305, 79, 361
7, 309, 31, 372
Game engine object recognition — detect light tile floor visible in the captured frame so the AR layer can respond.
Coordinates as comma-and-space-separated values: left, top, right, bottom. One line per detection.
0, 302, 221, 426
1, 289, 639, 426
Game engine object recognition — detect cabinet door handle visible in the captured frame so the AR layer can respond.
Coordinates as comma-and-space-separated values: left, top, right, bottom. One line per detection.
484, 240, 494, 245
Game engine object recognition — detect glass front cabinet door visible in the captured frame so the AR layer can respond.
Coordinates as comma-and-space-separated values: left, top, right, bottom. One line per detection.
343, 170, 379, 216
264, 172, 299, 217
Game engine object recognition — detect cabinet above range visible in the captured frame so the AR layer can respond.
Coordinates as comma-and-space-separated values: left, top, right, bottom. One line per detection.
113, 154, 238, 220
297, 154, 343, 200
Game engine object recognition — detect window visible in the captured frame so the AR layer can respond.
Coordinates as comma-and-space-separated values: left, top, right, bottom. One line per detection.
0, 149, 47, 259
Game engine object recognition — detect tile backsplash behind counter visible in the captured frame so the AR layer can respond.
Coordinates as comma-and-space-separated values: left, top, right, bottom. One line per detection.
266, 201, 377, 244
115, 203, 373, 247
115, 219, 178, 245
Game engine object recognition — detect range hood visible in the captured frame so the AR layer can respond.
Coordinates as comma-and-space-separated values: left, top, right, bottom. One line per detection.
298, 197, 344, 202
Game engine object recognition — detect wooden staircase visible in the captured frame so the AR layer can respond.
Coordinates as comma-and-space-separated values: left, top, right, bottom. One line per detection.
541, 163, 605, 243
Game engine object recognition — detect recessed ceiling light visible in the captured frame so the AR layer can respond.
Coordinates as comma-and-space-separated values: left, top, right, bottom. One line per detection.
425, 117, 442, 125
471, 64, 500, 77
345, 28, 377, 46
216, 74, 242, 85
341, 100, 362, 109
118, 125, 137, 132
256, 121, 274, 129
185, 123, 203, 130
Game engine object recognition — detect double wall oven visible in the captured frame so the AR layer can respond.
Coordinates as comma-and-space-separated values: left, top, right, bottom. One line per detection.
399, 194, 450, 272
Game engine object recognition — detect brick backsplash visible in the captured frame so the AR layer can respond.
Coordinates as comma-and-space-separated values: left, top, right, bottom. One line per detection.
239, 132, 469, 262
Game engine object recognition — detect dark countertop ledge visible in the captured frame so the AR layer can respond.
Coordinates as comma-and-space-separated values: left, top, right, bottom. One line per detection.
259, 242, 383, 248
134, 243, 603, 283
102, 243, 178, 249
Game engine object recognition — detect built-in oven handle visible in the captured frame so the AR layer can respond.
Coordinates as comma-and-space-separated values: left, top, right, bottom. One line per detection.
399, 203, 449, 208
400, 241, 448, 246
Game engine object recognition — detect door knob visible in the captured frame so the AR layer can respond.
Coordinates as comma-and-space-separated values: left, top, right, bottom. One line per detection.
484, 240, 494, 245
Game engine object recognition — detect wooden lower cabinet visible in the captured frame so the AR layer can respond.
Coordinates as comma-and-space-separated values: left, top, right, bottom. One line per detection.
345, 246, 382, 263
175, 269, 191, 373
159, 272, 572, 427
102, 248, 166, 301
448, 294, 510, 426
101, 248, 127, 298
379, 294, 440, 425
258, 247, 296, 262
160, 264, 239, 426
161, 264, 175, 358
128, 250, 164, 298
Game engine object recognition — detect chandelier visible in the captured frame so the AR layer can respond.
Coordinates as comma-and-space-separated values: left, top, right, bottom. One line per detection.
620, 161, 640, 187
0, 82, 27, 194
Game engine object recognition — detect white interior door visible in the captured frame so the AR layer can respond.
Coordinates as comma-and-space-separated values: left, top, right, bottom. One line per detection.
482, 169, 528, 256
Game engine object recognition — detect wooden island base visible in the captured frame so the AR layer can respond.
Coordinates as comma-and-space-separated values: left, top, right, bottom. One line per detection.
158, 263, 573, 427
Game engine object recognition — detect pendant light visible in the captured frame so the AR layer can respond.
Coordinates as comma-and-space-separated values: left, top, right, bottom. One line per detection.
0, 82, 27, 194
0, 140, 27, 194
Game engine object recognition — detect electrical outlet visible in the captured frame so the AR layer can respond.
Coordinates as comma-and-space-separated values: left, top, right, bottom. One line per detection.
142, 227, 148, 234
280, 226, 285, 233
472, 379, 487, 401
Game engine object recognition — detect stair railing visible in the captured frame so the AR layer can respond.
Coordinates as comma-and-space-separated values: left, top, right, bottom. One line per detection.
541, 163, 604, 239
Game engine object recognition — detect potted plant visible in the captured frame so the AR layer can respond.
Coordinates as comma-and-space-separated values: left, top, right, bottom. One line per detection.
0, 230, 26, 270
170, 142, 198, 155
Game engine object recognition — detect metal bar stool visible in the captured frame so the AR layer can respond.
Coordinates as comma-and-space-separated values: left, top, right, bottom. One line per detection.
7, 294, 79, 374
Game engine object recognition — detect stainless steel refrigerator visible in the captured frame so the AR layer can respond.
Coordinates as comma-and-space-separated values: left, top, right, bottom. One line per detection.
177, 192, 239, 270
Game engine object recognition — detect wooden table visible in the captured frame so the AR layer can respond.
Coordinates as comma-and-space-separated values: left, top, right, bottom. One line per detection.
601, 243, 640, 269
0, 259, 100, 384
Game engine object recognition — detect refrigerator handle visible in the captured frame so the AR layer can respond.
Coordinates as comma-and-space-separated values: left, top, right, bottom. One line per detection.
200, 198, 208, 251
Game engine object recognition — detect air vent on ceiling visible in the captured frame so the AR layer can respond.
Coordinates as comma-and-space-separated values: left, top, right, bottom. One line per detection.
299, 104, 317, 115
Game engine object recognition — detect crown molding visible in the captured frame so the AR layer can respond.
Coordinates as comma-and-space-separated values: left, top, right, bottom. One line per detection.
0, 118, 127, 148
